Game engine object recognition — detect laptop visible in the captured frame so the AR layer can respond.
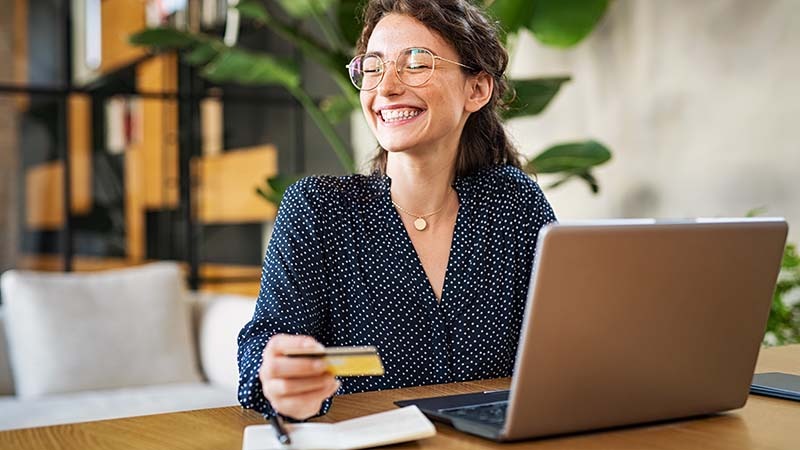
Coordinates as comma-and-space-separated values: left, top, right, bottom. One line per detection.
395, 218, 788, 441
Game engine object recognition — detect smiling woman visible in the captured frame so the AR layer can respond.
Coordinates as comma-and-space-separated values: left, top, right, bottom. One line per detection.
358, 14, 482, 162
237, 0, 557, 422
356, 6, 519, 179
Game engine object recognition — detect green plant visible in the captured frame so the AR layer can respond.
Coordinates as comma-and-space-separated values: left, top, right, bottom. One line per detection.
747, 209, 800, 345
765, 242, 800, 346
130, 0, 613, 204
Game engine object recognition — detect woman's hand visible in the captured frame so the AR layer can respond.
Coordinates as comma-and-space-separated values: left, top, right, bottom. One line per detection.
259, 334, 340, 420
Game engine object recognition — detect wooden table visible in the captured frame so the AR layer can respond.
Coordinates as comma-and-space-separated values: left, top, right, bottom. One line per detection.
2, 345, 798, 450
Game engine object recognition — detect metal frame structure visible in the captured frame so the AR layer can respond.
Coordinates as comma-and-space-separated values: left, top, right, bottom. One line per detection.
0, 4, 312, 290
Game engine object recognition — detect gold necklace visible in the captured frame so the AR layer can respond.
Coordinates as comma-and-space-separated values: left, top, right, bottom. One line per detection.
391, 196, 449, 231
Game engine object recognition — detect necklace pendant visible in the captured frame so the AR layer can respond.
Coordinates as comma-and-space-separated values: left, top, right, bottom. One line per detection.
414, 217, 428, 231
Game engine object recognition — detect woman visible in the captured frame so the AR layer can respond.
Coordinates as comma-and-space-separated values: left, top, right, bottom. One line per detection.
238, 0, 557, 420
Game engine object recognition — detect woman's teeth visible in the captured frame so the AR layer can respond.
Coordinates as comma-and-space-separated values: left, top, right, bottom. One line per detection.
380, 109, 421, 122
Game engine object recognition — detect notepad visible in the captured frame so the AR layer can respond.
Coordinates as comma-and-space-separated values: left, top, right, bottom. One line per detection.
242, 406, 436, 450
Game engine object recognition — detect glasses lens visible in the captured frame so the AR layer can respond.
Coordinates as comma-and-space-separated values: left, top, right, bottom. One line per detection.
397, 48, 434, 87
349, 54, 383, 90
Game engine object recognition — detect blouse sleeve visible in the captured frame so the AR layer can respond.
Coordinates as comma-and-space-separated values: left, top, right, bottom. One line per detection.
529, 179, 557, 227
516, 175, 557, 263
236, 179, 333, 418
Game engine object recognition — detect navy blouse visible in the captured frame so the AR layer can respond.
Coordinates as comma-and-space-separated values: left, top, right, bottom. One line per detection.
237, 164, 557, 417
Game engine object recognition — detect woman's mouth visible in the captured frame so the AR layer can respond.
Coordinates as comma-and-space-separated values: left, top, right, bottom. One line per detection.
378, 108, 425, 124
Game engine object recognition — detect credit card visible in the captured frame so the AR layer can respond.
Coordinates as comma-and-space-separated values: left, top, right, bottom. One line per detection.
284, 346, 385, 377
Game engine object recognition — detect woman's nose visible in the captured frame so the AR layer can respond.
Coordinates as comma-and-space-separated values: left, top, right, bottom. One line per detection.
377, 61, 404, 96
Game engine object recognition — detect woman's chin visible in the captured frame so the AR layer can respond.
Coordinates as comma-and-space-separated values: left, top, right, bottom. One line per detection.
378, 140, 417, 154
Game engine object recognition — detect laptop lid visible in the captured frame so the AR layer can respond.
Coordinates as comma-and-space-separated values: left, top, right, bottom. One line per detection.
502, 218, 787, 440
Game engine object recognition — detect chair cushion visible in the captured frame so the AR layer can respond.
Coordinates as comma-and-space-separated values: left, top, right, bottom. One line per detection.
0, 308, 14, 395
0, 262, 202, 398
0, 382, 237, 431
198, 293, 256, 389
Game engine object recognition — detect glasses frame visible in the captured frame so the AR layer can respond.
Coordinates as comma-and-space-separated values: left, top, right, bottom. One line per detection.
346, 47, 476, 91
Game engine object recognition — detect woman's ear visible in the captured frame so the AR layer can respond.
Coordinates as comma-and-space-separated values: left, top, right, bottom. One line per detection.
465, 72, 493, 113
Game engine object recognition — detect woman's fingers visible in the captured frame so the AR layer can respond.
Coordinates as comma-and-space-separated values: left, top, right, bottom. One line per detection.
262, 355, 328, 378
261, 334, 329, 378
265, 334, 323, 356
259, 334, 341, 420
270, 378, 341, 420
263, 373, 336, 397
323, 377, 341, 398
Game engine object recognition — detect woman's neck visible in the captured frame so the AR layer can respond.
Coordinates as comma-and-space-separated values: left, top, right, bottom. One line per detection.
385, 150, 457, 215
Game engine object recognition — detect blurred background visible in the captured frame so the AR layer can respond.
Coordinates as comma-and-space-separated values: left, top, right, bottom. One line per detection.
501, 1, 800, 232
1, 0, 797, 432
1, 0, 798, 299
0, 0, 350, 297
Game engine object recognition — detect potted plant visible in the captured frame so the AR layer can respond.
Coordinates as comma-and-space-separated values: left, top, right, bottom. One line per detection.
130, 0, 614, 204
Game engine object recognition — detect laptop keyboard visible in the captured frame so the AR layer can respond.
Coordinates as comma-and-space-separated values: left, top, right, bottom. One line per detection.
439, 401, 508, 426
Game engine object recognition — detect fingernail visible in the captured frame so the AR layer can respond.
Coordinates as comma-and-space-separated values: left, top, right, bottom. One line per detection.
314, 360, 327, 371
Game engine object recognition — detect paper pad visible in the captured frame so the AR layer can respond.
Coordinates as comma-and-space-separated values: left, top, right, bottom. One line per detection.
242, 406, 436, 450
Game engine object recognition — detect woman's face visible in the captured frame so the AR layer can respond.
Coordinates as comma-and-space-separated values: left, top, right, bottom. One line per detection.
360, 14, 474, 158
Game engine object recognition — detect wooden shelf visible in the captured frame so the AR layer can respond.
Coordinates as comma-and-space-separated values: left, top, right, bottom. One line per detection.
25, 162, 64, 230
13, 2, 296, 288
99, 0, 148, 76
195, 145, 279, 224
13, 0, 29, 110
69, 94, 93, 214
23, 94, 93, 230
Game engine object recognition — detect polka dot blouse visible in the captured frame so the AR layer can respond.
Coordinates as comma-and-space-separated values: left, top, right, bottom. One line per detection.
237, 164, 557, 418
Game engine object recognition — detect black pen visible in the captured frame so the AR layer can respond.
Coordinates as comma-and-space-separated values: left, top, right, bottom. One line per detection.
270, 414, 292, 446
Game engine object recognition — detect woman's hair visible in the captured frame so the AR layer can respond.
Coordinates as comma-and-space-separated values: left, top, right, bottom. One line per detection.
357, 0, 523, 177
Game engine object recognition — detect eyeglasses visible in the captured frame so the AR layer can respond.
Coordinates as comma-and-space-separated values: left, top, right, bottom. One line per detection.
346, 47, 475, 91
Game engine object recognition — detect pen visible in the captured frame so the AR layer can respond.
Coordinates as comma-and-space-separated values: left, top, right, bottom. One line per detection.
270, 415, 292, 446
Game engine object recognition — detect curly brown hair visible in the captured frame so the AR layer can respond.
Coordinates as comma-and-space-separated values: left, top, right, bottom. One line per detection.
357, 0, 522, 177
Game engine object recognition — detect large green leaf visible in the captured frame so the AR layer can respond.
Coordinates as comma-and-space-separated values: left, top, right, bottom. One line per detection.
527, 0, 609, 48
525, 140, 611, 174
320, 94, 358, 124
503, 76, 570, 119
277, 0, 336, 19
129, 27, 201, 49
236, 0, 270, 23
576, 171, 599, 193
202, 49, 301, 88
544, 170, 600, 193
337, 0, 363, 48
130, 27, 223, 68
184, 42, 220, 65
487, 0, 537, 37
242, 3, 349, 79
256, 174, 304, 207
